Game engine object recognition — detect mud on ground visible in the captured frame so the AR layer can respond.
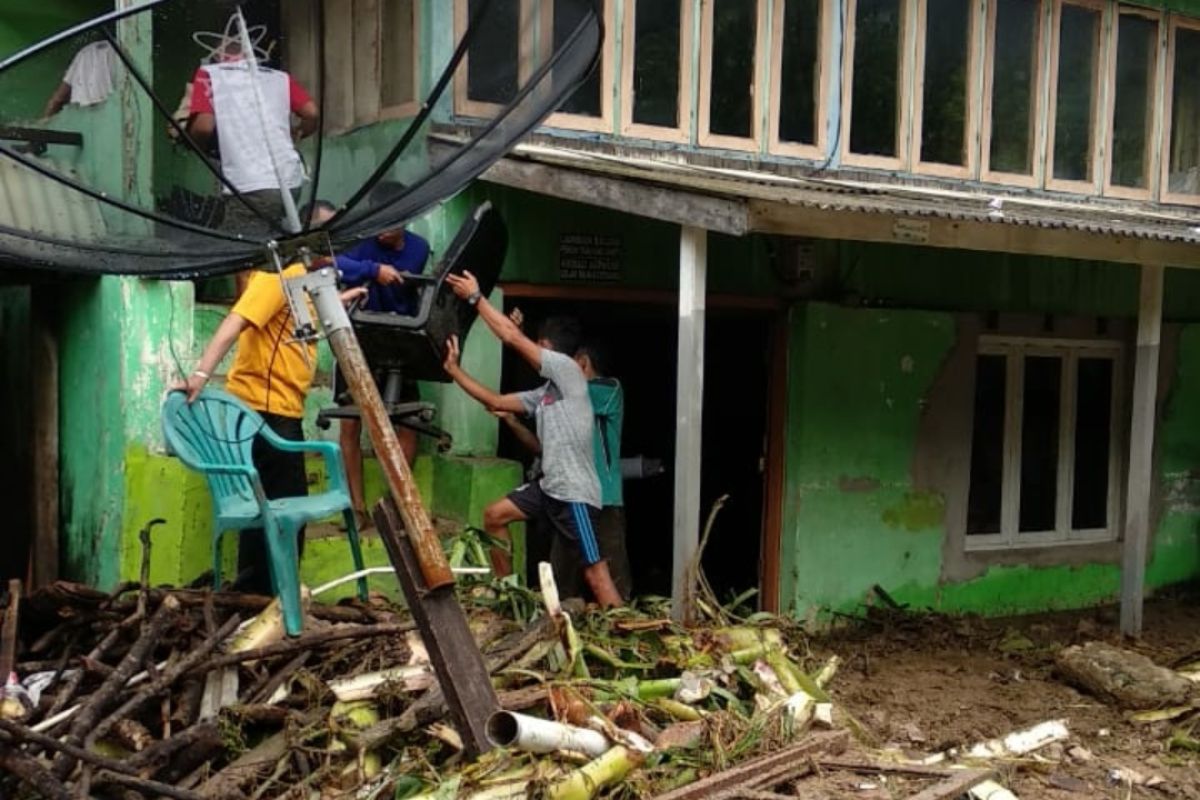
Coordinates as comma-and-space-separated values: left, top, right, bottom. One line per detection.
802, 592, 1200, 798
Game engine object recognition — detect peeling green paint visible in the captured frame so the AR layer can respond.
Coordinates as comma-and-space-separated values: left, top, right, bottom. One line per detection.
881, 491, 946, 532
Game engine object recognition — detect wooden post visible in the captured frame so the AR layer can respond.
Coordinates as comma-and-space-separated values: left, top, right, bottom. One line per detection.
30, 288, 58, 589
672, 226, 707, 624
1121, 264, 1164, 637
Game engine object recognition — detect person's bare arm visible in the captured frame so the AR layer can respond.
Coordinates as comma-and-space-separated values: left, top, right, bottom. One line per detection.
446, 272, 542, 372
172, 312, 248, 401
42, 82, 71, 119
188, 112, 216, 148
295, 100, 319, 139
498, 412, 541, 454
442, 335, 526, 414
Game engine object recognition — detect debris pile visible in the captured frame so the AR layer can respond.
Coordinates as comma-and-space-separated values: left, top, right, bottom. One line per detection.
0, 567, 1037, 800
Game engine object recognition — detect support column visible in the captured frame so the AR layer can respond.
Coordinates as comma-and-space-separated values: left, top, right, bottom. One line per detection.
1120, 264, 1164, 637
672, 226, 707, 623
30, 288, 59, 590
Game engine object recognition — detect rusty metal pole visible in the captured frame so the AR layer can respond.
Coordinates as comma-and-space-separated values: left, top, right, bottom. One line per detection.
325, 326, 455, 590
292, 265, 497, 755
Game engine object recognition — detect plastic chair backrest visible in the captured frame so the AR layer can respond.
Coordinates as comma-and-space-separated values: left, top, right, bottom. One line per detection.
348, 202, 508, 381
162, 388, 265, 512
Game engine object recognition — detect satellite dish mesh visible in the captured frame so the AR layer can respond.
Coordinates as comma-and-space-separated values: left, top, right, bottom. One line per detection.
0, 0, 602, 277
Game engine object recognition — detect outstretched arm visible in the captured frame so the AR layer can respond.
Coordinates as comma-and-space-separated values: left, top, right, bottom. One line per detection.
446, 272, 542, 372
172, 311, 248, 402
498, 412, 542, 454
442, 335, 526, 414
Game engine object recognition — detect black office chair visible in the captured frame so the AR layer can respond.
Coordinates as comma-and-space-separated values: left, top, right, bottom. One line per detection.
316, 201, 508, 448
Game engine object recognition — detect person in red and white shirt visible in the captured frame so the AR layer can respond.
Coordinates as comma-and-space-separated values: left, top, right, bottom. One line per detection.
186, 40, 319, 237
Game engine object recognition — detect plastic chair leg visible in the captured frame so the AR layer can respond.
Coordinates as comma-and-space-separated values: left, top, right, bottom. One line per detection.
341, 509, 369, 601
263, 518, 305, 637
212, 530, 226, 590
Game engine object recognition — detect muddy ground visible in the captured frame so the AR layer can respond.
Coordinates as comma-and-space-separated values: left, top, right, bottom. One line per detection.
792, 591, 1200, 798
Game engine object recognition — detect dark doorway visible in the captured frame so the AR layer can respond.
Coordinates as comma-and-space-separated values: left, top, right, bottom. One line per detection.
0, 285, 32, 582
497, 294, 772, 605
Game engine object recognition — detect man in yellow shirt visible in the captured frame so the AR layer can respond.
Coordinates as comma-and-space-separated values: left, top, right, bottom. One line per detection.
176, 266, 364, 593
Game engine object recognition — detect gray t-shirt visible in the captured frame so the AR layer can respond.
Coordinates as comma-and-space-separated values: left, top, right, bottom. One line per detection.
516, 349, 602, 508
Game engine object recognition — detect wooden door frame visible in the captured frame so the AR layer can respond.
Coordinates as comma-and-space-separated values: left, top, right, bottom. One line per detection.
499, 282, 787, 612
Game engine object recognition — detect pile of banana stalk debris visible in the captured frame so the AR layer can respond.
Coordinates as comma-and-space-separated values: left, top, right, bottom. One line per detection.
0, 549, 1029, 799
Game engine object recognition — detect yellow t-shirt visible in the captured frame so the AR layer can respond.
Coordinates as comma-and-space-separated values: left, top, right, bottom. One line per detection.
224, 265, 318, 419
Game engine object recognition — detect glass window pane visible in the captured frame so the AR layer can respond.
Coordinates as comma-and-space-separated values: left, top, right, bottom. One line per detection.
850, 0, 902, 156
467, 0, 520, 105
778, 0, 821, 145
968, 354, 1006, 535
1019, 355, 1061, 533
554, 0, 601, 116
1072, 357, 1113, 530
708, 0, 758, 138
381, 0, 416, 108
920, 0, 970, 165
1053, 4, 1101, 182
989, 0, 1039, 174
1111, 15, 1157, 189
1168, 26, 1200, 195
632, 0, 682, 128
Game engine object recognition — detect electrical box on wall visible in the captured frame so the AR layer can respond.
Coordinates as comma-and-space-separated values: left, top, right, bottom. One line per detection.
768, 236, 839, 299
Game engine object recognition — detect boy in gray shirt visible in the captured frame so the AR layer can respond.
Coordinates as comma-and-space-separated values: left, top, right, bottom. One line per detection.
442, 271, 623, 607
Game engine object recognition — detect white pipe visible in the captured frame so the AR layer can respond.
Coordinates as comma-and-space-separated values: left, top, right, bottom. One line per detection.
485, 711, 610, 758
311, 566, 490, 598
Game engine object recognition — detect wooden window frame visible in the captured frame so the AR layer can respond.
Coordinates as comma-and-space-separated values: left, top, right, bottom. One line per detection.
965, 336, 1123, 553
840, 0, 914, 171
1102, 6, 1162, 201
1044, 0, 1108, 195
620, 0, 695, 144
453, 0, 536, 120
698, 0, 770, 153
542, 0, 617, 133
1159, 15, 1200, 207
910, 0, 982, 178
980, 0, 1046, 187
766, 0, 831, 159
322, 0, 357, 133
378, 0, 422, 121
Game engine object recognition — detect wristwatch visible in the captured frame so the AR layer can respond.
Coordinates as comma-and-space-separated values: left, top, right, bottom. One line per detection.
466, 290, 482, 306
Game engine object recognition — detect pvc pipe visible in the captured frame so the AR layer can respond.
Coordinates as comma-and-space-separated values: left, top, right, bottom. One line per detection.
485, 711, 610, 758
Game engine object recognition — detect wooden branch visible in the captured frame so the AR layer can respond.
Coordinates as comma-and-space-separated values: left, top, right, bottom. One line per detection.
0, 719, 134, 775
0, 745, 71, 800
86, 614, 241, 747
44, 610, 142, 720
190, 622, 414, 673
54, 596, 180, 778
1, 580, 21, 681
111, 587, 387, 624
94, 769, 207, 800
245, 651, 309, 705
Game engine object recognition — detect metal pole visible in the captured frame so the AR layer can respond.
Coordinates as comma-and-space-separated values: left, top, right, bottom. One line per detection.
672, 226, 707, 624
1120, 264, 1164, 637
301, 269, 454, 589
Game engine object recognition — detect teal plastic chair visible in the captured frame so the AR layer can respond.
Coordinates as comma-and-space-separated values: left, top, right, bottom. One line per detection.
161, 388, 367, 635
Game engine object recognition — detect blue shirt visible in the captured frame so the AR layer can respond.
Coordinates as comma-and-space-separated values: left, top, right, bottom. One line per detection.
335, 231, 431, 315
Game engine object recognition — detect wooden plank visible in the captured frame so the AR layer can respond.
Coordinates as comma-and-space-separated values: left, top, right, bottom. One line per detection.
30, 287, 58, 590
1121, 264, 1164, 637
905, 768, 996, 800
747, 200, 1200, 268
478, 155, 750, 236
672, 226, 707, 624
649, 731, 849, 800
373, 497, 499, 756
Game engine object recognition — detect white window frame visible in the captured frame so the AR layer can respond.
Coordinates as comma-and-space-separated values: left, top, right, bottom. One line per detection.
541, 0, 617, 133
1044, 0, 1109, 194
1102, 7, 1163, 200
980, 0, 1046, 187
1159, 14, 1200, 207
965, 336, 1123, 552
620, 0, 695, 144
453, 0, 535, 120
840, 0, 914, 170
910, 0, 983, 178
698, 0, 770, 152
767, 0, 832, 159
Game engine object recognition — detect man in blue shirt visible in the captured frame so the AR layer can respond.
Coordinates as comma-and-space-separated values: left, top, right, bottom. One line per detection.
309, 200, 431, 527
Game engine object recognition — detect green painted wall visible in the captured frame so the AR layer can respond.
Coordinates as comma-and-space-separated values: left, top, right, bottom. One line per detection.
780, 301, 1200, 619
0, 0, 109, 120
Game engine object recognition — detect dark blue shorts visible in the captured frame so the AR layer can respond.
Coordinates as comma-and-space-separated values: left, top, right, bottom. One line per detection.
507, 482, 602, 566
